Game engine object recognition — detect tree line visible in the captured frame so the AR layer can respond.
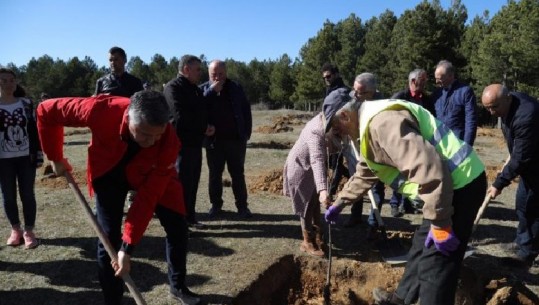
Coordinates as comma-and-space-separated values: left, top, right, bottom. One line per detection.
4, 0, 539, 113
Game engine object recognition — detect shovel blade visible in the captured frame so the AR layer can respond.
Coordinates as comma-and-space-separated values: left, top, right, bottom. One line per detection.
375, 237, 409, 265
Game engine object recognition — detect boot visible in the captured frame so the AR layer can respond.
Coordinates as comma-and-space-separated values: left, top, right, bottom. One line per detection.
300, 230, 324, 257
313, 225, 327, 252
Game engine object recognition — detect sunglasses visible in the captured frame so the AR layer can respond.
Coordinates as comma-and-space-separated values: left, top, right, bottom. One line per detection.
322, 74, 333, 80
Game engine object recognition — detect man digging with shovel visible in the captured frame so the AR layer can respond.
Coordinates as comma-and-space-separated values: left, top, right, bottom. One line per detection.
323, 96, 486, 305
37, 91, 201, 305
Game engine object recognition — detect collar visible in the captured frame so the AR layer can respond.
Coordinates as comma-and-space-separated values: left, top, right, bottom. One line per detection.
119, 110, 131, 141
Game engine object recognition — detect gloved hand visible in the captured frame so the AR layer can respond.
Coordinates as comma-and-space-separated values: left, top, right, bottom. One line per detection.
324, 204, 344, 223
424, 226, 460, 256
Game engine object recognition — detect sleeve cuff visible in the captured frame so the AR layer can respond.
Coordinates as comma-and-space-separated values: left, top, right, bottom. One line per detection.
121, 241, 135, 255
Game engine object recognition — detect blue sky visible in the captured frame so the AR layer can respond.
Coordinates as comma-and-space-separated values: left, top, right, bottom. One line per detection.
1, 0, 508, 68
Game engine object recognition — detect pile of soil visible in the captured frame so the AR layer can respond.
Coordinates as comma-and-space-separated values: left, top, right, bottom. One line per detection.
248, 169, 283, 194
247, 141, 293, 149
37, 164, 87, 189
255, 114, 312, 134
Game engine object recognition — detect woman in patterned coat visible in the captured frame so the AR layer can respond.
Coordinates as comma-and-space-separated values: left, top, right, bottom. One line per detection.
283, 112, 331, 257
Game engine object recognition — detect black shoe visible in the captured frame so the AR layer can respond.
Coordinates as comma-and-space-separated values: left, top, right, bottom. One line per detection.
170, 287, 201, 305
390, 206, 403, 218
238, 207, 253, 218
208, 206, 222, 218
344, 216, 362, 228
372, 287, 404, 305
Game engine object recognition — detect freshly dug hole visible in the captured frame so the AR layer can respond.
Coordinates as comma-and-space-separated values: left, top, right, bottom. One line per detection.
232, 255, 536, 305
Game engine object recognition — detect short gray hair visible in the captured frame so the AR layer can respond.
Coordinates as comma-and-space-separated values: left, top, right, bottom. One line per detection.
128, 91, 170, 126
408, 69, 426, 82
178, 55, 201, 74
436, 60, 454, 75
354, 73, 377, 91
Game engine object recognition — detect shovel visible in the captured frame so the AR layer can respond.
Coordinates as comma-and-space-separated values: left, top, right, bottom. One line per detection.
323, 222, 332, 305
464, 194, 493, 259
368, 190, 409, 265
64, 171, 147, 305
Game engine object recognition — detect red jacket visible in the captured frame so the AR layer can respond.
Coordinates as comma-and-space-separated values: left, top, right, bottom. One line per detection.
37, 95, 185, 244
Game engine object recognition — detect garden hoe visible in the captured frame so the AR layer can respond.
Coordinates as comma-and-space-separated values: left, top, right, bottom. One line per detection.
64, 171, 147, 305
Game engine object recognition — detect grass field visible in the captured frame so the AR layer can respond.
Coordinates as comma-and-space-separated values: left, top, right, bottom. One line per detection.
0, 110, 537, 305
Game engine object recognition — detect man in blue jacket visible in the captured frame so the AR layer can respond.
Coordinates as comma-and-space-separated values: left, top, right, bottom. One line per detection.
432, 60, 477, 146
482, 83, 539, 267
200, 60, 253, 219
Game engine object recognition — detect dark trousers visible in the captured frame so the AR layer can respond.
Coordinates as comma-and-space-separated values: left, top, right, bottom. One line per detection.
94, 175, 189, 305
179, 146, 203, 223
395, 172, 486, 305
206, 138, 248, 210
515, 179, 539, 259
0, 156, 37, 228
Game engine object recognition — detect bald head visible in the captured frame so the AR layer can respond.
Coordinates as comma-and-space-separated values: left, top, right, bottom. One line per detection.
481, 84, 511, 117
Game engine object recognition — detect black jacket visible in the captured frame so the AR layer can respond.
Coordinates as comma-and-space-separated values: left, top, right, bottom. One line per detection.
94, 72, 143, 98
163, 76, 208, 147
494, 92, 539, 191
201, 79, 252, 142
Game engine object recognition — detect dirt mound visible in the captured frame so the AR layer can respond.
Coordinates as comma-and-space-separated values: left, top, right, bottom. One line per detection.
248, 169, 283, 194
37, 168, 87, 189
248, 141, 293, 149
255, 114, 313, 134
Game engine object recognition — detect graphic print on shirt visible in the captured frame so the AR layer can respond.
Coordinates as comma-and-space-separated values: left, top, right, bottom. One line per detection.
0, 106, 29, 153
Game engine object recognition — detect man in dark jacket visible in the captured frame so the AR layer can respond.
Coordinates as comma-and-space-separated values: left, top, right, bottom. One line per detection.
200, 60, 253, 218
482, 84, 539, 267
432, 60, 477, 146
164, 55, 213, 228
94, 46, 143, 98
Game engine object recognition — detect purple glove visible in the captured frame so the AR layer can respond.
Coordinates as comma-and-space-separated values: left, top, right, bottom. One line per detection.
424, 226, 461, 256
324, 205, 344, 223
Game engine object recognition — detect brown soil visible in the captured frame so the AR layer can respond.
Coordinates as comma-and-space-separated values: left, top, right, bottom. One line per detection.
234, 256, 537, 305
248, 169, 284, 194
36, 167, 87, 189
255, 114, 313, 134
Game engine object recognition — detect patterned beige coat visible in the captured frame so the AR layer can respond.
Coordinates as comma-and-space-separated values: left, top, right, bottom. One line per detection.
283, 113, 329, 217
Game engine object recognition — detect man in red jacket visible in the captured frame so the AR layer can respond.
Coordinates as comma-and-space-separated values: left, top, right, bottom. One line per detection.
37, 91, 201, 305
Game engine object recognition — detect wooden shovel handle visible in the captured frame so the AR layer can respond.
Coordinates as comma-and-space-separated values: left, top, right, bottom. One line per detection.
472, 194, 493, 233
64, 171, 147, 305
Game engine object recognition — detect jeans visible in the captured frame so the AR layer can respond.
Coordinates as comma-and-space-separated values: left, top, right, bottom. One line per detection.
515, 179, 539, 260
0, 156, 37, 229
93, 170, 189, 305
395, 172, 486, 305
206, 138, 248, 210
178, 146, 203, 223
